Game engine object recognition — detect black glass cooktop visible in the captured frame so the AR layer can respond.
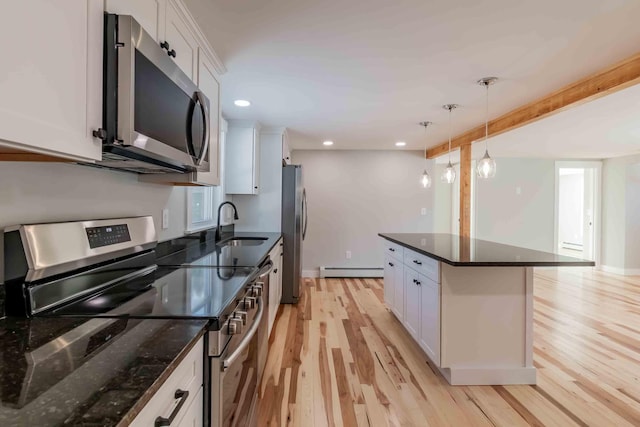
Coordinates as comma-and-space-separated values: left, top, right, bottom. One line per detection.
43, 266, 255, 325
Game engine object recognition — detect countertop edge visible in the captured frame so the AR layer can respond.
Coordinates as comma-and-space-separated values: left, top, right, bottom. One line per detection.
378, 233, 596, 267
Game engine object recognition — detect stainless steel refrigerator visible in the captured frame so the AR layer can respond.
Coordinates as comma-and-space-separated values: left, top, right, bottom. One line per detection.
281, 164, 307, 304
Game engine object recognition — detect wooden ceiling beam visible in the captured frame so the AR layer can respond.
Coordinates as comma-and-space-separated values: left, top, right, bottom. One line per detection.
426, 50, 640, 159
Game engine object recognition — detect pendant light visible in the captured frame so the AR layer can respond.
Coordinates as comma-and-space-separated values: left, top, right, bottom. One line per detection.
441, 104, 458, 184
476, 77, 498, 179
419, 121, 433, 188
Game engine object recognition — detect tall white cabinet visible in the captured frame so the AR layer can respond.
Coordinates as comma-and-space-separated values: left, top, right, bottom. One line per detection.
232, 127, 290, 232
0, 0, 104, 162
225, 121, 261, 195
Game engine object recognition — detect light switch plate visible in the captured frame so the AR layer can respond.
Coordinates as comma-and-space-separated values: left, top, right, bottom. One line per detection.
162, 209, 169, 229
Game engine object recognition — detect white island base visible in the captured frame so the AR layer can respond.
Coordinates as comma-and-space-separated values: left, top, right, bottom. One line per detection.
381, 233, 593, 386
437, 264, 535, 385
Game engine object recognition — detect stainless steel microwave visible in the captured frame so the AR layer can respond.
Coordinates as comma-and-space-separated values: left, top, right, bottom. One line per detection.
96, 14, 210, 174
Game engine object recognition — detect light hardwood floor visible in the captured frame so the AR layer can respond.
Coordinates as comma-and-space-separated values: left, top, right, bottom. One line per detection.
257, 268, 640, 426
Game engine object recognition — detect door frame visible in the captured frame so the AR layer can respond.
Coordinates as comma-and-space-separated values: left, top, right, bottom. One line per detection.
554, 160, 602, 266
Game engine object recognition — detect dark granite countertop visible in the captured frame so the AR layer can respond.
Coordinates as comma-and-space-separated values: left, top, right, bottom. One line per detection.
0, 316, 206, 427
379, 233, 595, 267
157, 231, 282, 268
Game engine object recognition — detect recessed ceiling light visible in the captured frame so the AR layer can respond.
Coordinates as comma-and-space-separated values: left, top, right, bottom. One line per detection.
234, 99, 251, 107
323, 140, 334, 146
395, 141, 406, 147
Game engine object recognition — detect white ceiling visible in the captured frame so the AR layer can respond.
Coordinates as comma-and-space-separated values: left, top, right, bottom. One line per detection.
184, 0, 640, 156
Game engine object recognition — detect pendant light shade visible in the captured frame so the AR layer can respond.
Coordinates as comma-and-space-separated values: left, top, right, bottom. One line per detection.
476, 77, 498, 179
477, 150, 496, 178
442, 161, 456, 184
419, 121, 432, 188
421, 170, 432, 188
441, 104, 458, 184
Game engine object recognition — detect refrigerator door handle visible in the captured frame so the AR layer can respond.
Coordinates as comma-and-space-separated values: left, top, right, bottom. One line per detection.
302, 188, 308, 240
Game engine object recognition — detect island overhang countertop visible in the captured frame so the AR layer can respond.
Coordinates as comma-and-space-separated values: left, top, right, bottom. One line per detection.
379, 233, 595, 267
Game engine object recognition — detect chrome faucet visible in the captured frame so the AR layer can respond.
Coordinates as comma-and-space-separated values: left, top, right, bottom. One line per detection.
216, 201, 239, 241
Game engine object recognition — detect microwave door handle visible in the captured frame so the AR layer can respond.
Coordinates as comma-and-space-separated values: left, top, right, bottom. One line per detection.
194, 91, 209, 166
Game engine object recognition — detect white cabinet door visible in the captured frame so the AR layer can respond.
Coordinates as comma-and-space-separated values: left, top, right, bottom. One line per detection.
383, 255, 396, 309
196, 51, 221, 185
419, 278, 440, 366
282, 133, 291, 165
225, 125, 260, 194
404, 269, 421, 340
0, 0, 103, 162
163, 0, 198, 80
392, 261, 404, 320
105, 0, 165, 42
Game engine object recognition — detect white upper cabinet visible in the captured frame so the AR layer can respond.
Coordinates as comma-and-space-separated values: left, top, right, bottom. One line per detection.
163, 0, 199, 80
282, 132, 292, 165
0, 0, 103, 162
225, 122, 261, 195
105, 0, 165, 42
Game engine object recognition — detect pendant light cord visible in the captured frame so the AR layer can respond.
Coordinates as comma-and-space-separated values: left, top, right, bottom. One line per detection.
423, 123, 428, 167
447, 107, 452, 163
484, 82, 489, 151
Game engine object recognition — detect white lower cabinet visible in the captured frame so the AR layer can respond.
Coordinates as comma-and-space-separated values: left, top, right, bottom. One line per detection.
403, 268, 422, 340
130, 338, 203, 426
419, 277, 440, 366
383, 255, 404, 320
382, 239, 441, 367
267, 238, 283, 336
383, 255, 395, 308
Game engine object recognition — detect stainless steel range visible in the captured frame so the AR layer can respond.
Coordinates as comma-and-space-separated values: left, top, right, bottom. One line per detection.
3, 216, 264, 427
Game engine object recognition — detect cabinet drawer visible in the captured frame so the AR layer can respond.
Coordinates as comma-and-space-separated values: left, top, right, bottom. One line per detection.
404, 249, 440, 283
383, 240, 404, 260
130, 338, 203, 427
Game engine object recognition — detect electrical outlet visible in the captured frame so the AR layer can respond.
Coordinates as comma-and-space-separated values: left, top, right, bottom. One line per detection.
346, 250, 352, 259
421, 207, 427, 216
162, 209, 169, 229
516, 186, 522, 196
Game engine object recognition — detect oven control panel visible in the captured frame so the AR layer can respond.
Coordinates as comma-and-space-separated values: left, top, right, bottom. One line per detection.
85, 224, 131, 249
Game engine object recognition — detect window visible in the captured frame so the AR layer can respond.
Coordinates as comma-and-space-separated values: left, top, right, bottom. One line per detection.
187, 187, 214, 231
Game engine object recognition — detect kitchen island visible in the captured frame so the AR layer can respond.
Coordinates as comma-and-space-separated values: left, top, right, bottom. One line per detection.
378, 233, 594, 385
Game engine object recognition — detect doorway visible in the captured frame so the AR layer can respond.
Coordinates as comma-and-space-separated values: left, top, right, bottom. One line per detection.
554, 161, 601, 264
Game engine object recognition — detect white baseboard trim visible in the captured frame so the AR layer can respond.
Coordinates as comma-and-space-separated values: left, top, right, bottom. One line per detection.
440, 366, 537, 386
319, 266, 383, 278
302, 269, 320, 278
600, 265, 640, 276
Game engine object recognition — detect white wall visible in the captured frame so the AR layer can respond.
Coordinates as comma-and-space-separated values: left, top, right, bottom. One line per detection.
474, 158, 556, 252
601, 153, 640, 272
0, 162, 189, 279
292, 150, 435, 272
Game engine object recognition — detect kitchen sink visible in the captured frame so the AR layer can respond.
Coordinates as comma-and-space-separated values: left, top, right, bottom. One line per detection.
217, 237, 268, 247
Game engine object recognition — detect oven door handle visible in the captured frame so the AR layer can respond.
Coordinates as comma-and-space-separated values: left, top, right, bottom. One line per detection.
256, 260, 274, 279
222, 296, 264, 371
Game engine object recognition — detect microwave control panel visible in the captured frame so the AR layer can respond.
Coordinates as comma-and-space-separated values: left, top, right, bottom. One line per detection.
86, 224, 131, 249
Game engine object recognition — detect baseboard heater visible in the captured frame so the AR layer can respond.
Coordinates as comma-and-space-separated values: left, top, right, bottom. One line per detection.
319, 267, 383, 278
